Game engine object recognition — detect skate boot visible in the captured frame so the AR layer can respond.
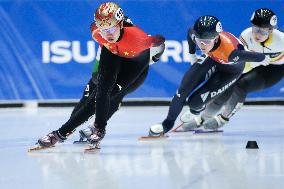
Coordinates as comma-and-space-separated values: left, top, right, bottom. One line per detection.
203, 114, 228, 130
180, 110, 193, 123
84, 125, 105, 151
29, 130, 66, 151
137, 123, 168, 140
179, 110, 203, 131
149, 123, 164, 137
181, 119, 203, 131
74, 125, 94, 144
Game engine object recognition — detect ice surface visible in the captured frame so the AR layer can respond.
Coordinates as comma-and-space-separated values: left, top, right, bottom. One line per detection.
0, 106, 284, 189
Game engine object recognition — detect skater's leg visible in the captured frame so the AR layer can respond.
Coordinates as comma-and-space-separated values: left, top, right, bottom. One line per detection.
181, 86, 234, 130
71, 46, 100, 116
58, 88, 97, 137
222, 64, 284, 118
150, 57, 216, 135
179, 61, 244, 131
58, 47, 119, 137
87, 50, 150, 145
185, 68, 242, 130
203, 64, 284, 129
203, 87, 234, 118
107, 66, 149, 119
188, 68, 242, 114
180, 88, 233, 131
71, 73, 97, 116
95, 49, 150, 131
79, 66, 150, 141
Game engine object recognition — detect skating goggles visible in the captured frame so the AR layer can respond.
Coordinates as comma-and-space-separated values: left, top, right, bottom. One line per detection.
195, 37, 217, 45
100, 25, 118, 34
252, 26, 271, 36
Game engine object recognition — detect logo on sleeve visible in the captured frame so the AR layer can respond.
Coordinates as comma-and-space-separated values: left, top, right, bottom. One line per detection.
233, 56, 239, 62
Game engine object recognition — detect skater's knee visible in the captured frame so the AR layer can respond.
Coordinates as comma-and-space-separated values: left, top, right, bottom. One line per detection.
236, 79, 249, 94
188, 93, 202, 107
188, 99, 205, 114
237, 75, 265, 94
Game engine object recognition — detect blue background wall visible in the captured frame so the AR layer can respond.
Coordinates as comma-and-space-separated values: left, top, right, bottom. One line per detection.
0, 0, 283, 100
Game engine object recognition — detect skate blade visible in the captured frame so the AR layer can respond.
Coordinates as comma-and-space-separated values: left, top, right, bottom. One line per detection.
171, 123, 183, 132
173, 129, 196, 133
84, 144, 101, 152
73, 140, 88, 144
28, 145, 55, 152
171, 123, 196, 133
194, 129, 223, 134
138, 135, 169, 140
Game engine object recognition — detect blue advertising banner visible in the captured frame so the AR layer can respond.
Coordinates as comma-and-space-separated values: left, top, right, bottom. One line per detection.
0, 0, 283, 100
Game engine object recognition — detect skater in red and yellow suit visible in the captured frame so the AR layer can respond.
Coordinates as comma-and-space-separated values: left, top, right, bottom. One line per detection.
33, 2, 165, 149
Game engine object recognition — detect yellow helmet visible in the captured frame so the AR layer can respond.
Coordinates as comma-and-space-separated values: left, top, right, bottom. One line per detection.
95, 2, 124, 29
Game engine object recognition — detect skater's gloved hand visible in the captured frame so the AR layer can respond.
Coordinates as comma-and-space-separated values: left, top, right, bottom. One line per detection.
262, 55, 271, 66
151, 34, 165, 47
150, 44, 165, 63
150, 35, 165, 64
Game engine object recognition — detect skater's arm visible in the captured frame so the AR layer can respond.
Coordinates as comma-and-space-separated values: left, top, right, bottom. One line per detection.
187, 28, 197, 54
93, 46, 102, 74
187, 28, 198, 64
228, 49, 266, 63
149, 35, 165, 63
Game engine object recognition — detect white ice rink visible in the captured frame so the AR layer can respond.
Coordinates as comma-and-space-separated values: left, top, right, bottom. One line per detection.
0, 106, 284, 189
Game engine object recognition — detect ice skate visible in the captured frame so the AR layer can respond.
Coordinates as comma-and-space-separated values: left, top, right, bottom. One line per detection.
73, 135, 88, 144
172, 119, 201, 132
28, 144, 56, 152
139, 123, 168, 140
180, 110, 193, 123
192, 115, 227, 134
83, 125, 105, 151
173, 110, 203, 132
73, 125, 93, 144
194, 129, 223, 134
84, 142, 101, 152
28, 130, 66, 152
203, 114, 228, 130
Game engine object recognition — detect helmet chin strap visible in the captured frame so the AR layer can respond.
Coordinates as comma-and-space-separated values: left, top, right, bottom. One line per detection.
210, 36, 221, 52
260, 34, 272, 50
